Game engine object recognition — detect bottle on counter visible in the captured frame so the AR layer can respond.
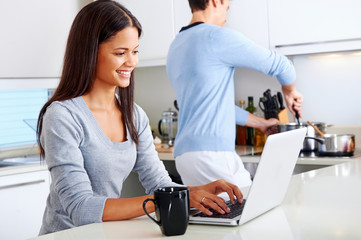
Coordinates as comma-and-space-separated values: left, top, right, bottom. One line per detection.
253, 97, 267, 147
246, 96, 256, 145
236, 100, 247, 145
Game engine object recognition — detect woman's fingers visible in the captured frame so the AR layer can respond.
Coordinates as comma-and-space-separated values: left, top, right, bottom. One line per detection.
215, 179, 243, 204
202, 194, 230, 214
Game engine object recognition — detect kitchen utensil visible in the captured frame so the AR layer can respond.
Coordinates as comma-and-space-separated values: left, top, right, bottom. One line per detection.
307, 121, 325, 137
295, 110, 300, 125
158, 108, 178, 146
278, 122, 327, 151
277, 92, 289, 123
305, 134, 355, 156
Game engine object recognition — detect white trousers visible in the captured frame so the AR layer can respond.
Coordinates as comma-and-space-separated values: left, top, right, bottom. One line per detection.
175, 151, 252, 189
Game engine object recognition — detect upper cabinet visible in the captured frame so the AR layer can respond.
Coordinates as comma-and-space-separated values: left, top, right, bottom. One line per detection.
117, 0, 191, 67
225, 0, 269, 49
119, 0, 269, 67
173, 0, 192, 36
0, 0, 91, 78
268, 0, 361, 55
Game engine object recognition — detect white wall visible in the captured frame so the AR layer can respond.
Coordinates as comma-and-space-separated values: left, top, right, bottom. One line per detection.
134, 66, 176, 133
134, 51, 361, 128
292, 51, 361, 126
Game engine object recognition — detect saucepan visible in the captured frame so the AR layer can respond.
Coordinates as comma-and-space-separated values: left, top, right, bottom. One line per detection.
278, 122, 327, 151
305, 134, 355, 156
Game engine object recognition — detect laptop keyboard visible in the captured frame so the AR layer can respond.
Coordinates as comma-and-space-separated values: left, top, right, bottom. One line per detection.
194, 199, 246, 219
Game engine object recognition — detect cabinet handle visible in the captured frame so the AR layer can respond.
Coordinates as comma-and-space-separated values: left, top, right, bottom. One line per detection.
0, 179, 45, 190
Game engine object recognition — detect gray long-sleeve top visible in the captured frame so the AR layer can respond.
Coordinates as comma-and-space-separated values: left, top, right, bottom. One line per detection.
39, 97, 178, 235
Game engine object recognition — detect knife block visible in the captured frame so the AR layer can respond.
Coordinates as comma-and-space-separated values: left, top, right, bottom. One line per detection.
278, 108, 289, 123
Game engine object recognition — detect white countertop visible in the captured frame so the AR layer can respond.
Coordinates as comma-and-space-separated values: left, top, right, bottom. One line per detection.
0, 162, 47, 177
30, 156, 361, 240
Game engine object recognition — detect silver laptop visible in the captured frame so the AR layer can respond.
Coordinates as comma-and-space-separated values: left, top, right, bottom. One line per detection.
189, 128, 307, 226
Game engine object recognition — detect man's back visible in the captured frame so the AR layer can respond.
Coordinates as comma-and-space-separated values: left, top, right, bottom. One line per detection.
167, 23, 239, 157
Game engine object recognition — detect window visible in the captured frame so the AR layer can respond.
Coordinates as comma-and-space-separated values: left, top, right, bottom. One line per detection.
0, 89, 49, 149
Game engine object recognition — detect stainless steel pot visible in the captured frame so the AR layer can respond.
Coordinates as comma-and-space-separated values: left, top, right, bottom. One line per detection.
305, 134, 355, 156
278, 122, 327, 151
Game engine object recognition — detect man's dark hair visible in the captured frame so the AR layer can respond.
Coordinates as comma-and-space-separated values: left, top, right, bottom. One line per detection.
188, 0, 224, 12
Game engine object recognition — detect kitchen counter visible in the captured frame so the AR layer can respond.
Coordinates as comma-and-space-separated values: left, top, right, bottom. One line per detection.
30, 156, 361, 240
158, 145, 361, 166
0, 161, 47, 177
159, 126, 361, 166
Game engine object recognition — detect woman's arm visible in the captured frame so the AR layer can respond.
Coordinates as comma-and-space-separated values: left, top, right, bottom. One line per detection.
102, 179, 244, 220
102, 195, 155, 221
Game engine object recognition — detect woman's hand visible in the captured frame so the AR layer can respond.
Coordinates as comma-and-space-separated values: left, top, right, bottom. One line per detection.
188, 180, 243, 216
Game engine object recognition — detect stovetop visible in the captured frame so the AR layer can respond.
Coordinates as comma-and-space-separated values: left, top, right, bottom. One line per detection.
242, 150, 360, 159
299, 150, 361, 158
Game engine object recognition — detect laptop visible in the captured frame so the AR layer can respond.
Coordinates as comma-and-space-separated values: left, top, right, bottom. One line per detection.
189, 128, 307, 226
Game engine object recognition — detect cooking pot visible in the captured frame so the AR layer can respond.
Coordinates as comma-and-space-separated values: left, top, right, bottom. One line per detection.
278, 122, 327, 151
305, 134, 355, 156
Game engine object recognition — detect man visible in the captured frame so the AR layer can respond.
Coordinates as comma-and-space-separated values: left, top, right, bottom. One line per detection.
166, 0, 303, 189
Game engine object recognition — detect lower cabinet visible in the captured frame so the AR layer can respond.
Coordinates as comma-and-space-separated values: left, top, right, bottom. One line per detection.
0, 170, 50, 240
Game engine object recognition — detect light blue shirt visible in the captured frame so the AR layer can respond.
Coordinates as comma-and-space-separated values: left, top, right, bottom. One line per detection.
166, 23, 295, 157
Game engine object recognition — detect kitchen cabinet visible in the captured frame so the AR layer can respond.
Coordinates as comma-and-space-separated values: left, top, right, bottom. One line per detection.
0, 170, 50, 240
116, 0, 187, 67
173, 0, 193, 35
0, 0, 91, 78
225, 0, 269, 48
116, 0, 270, 67
268, 0, 361, 55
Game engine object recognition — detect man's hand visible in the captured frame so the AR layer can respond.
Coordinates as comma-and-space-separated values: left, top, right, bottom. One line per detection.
245, 114, 279, 135
282, 83, 303, 117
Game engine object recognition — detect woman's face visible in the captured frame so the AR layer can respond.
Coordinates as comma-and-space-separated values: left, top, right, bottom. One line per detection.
95, 26, 139, 89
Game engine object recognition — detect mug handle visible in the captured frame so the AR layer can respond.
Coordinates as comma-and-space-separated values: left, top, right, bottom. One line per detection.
143, 198, 161, 226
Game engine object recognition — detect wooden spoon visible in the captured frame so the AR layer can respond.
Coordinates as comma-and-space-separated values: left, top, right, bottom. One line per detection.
307, 121, 325, 137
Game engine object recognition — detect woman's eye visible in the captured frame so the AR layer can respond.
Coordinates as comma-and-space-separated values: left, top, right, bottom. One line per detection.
132, 50, 139, 55
115, 52, 125, 56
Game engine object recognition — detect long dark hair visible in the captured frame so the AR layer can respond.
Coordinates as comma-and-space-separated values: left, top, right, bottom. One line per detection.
37, 0, 142, 158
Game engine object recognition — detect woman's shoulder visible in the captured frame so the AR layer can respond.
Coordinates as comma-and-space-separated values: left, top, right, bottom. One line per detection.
133, 102, 148, 120
133, 103, 151, 130
46, 98, 77, 114
44, 97, 85, 123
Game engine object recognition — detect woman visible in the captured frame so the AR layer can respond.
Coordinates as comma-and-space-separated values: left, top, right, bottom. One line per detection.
37, 0, 242, 235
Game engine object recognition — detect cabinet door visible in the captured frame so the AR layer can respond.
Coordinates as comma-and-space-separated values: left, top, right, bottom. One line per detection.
268, 0, 361, 54
116, 0, 175, 67
0, 0, 89, 78
0, 170, 50, 240
225, 0, 269, 48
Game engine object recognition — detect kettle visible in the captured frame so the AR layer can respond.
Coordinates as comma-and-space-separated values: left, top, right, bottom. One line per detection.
158, 108, 178, 146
